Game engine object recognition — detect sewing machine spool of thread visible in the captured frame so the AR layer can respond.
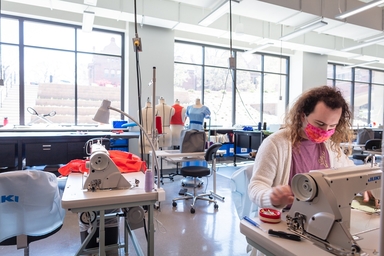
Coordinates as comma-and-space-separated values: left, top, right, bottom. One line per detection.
145, 169, 153, 192
259, 208, 281, 223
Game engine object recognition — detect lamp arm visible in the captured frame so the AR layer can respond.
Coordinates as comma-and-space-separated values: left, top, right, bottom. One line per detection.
108, 106, 160, 189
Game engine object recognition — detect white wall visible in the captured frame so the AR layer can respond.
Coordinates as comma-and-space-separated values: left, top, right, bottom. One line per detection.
127, 23, 175, 156
289, 51, 328, 106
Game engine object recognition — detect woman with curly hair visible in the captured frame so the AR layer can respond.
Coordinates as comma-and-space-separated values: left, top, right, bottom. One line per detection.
248, 85, 355, 209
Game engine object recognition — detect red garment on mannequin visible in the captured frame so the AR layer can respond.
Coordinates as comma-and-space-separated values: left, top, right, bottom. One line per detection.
170, 104, 185, 125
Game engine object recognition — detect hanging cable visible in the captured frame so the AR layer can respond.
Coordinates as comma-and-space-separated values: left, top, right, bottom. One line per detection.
133, 0, 144, 160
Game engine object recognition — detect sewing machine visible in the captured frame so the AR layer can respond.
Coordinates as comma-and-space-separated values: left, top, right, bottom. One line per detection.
286, 164, 382, 255
83, 142, 132, 191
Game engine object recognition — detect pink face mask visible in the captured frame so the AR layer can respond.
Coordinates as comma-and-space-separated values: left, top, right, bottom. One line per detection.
304, 122, 335, 143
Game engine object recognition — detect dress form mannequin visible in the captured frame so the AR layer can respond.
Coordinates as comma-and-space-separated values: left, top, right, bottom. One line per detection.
138, 100, 158, 154
155, 97, 175, 148
170, 99, 186, 147
186, 98, 210, 130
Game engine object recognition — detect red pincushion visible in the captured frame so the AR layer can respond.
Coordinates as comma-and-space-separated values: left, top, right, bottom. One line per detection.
259, 208, 281, 223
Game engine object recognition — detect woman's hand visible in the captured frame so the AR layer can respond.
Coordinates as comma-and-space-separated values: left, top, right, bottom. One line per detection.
271, 185, 294, 208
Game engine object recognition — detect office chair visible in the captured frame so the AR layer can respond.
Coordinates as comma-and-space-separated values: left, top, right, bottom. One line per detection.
172, 143, 222, 214
352, 139, 382, 163
0, 170, 66, 256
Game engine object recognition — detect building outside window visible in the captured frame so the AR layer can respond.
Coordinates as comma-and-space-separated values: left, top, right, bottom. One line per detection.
0, 16, 124, 126
174, 41, 289, 128
327, 63, 384, 127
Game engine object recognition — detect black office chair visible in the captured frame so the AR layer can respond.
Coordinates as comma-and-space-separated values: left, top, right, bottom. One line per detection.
352, 139, 382, 163
172, 143, 222, 214
0, 170, 66, 256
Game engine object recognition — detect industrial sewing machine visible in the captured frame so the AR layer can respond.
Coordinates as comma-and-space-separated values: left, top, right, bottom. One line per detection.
83, 141, 132, 191
286, 164, 382, 255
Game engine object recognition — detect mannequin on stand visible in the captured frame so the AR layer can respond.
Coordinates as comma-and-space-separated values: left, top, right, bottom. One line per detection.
138, 99, 158, 155
186, 98, 210, 130
170, 99, 186, 149
155, 97, 175, 149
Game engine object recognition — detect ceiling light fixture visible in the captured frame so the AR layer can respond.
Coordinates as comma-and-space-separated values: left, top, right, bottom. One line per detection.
245, 43, 273, 54
198, 0, 241, 27
345, 60, 380, 68
335, 0, 384, 19
84, 0, 98, 6
341, 36, 384, 51
82, 10, 95, 32
280, 20, 328, 41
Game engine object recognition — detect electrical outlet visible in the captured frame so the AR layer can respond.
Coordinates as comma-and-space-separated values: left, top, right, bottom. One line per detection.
132, 37, 142, 52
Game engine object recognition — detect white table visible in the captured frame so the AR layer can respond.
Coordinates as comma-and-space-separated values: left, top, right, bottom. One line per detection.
340, 142, 365, 151
151, 150, 225, 200
240, 209, 380, 256
61, 172, 165, 256
151, 150, 205, 182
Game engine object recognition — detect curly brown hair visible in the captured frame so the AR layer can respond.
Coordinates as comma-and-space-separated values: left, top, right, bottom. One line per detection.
283, 85, 353, 157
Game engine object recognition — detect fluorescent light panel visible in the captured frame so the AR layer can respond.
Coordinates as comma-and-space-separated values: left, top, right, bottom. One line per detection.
341, 36, 384, 51
346, 60, 380, 68
84, 0, 97, 6
280, 20, 328, 41
335, 0, 384, 19
245, 43, 273, 54
82, 10, 95, 32
199, 0, 240, 27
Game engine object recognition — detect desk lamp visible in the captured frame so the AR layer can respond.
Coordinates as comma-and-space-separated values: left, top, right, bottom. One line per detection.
93, 99, 160, 189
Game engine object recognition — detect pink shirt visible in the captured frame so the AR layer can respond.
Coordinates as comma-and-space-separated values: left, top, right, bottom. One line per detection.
289, 139, 330, 186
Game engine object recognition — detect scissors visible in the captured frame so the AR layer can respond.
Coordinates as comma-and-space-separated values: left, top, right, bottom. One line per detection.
27, 107, 56, 125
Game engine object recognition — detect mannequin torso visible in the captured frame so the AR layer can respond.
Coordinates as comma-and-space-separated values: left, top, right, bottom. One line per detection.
186, 99, 210, 130
170, 99, 187, 146
155, 97, 175, 148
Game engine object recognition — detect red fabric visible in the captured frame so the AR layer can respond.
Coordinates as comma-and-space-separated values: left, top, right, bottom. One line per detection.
170, 104, 185, 125
156, 116, 163, 134
58, 150, 146, 176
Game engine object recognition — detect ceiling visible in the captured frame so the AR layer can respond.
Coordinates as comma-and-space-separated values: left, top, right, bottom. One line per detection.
2, 0, 384, 69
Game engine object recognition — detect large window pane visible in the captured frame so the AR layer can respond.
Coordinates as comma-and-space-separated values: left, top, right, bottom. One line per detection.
0, 45, 20, 125
263, 73, 287, 125
353, 83, 369, 126
24, 48, 75, 125
77, 30, 122, 55
264, 55, 286, 73
174, 63, 202, 106
336, 66, 352, 81
372, 70, 384, 84
1, 17, 19, 44
205, 47, 229, 68
174, 43, 202, 64
371, 85, 384, 126
77, 53, 122, 124
335, 81, 352, 104
355, 68, 370, 83
327, 64, 334, 79
237, 52, 262, 71
236, 70, 261, 125
24, 21, 75, 50
204, 67, 232, 126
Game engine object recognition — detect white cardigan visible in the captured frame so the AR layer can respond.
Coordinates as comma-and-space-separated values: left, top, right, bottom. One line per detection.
248, 129, 354, 209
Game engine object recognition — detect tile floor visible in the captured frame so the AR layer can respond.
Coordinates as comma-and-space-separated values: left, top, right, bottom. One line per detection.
0, 163, 252, 256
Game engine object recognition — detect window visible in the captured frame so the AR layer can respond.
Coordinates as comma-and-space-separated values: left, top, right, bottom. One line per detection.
328, 63, 384, 127
174, 41, 289, 127
0, 15, 124, 126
